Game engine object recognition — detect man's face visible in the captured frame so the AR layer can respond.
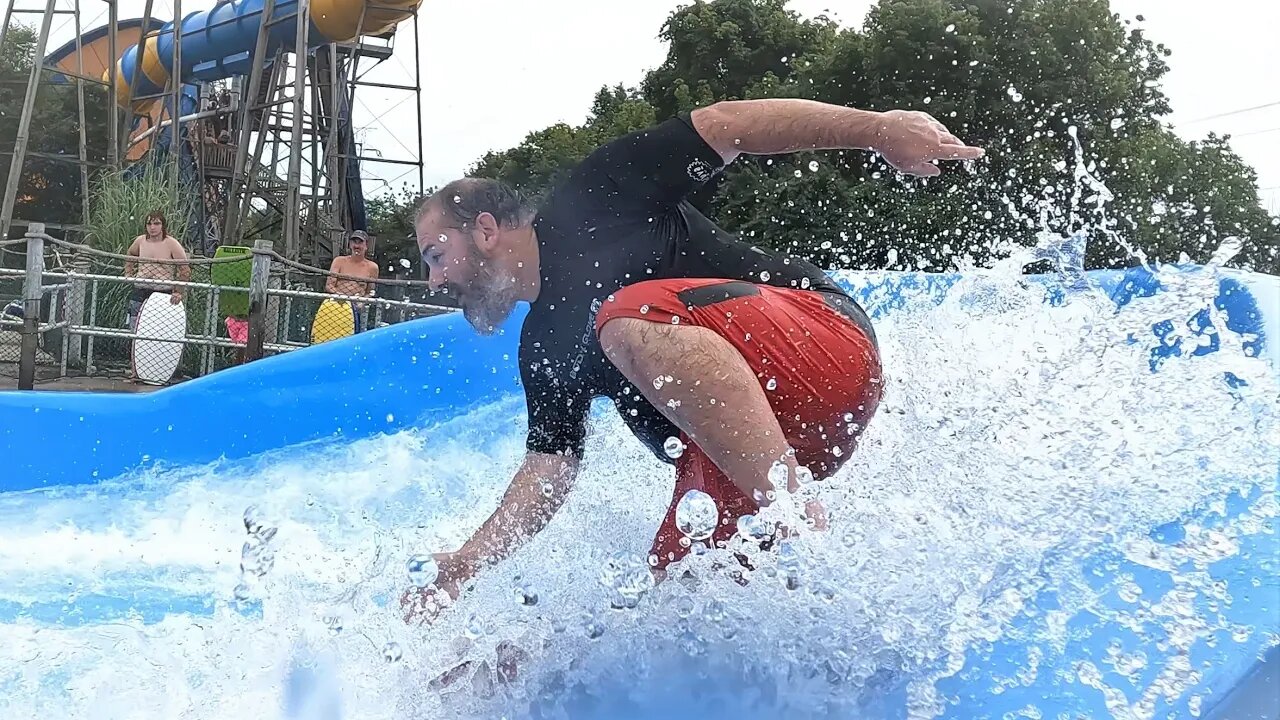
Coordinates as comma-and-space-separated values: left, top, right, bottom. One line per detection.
416, 205, 519, 335
350, 236, 367, 256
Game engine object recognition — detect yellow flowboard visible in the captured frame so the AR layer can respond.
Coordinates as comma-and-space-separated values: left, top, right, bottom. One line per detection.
311, 299, 355, 343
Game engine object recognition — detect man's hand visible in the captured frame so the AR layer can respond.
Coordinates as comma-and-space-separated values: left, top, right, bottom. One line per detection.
400, 551, 473, 625
169, 291, 183, 305
872, 110, 985, 177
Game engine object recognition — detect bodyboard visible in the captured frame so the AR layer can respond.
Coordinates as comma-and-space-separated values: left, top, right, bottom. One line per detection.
311, 299, 355, 343
132, 292, 187, 385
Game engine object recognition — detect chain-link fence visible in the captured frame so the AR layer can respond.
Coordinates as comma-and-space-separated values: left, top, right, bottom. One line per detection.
1, 225, 454, 389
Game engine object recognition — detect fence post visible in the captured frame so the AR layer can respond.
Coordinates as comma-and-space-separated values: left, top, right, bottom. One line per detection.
67, 252, 91, 369
18, 224, 45, 390
246, 239, 271, 361
388, 262, 408, 325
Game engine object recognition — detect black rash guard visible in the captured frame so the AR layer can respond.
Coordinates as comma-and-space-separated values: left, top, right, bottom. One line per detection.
521, 112, 862, 464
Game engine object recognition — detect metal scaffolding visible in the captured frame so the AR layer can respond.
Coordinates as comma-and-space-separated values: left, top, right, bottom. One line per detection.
222, 2, 424, 267
3, 0, 424, 266
0, 0, 120, 241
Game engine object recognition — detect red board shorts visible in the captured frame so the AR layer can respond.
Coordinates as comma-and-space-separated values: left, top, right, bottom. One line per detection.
594, 278, 884, 571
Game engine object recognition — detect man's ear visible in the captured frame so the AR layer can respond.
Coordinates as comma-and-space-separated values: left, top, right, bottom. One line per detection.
473, 212, 501, 256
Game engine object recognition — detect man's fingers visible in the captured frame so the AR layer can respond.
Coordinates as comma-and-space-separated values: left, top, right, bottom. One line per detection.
903, 162, 941, 177
938, 145, 986, 160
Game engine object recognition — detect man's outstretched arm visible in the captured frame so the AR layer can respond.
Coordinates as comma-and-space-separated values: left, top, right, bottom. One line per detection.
451, 452, 579, 573
402, 451, 579, 621
690, 98, 984, 176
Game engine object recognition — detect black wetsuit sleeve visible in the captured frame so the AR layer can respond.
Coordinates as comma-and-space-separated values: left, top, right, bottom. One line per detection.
585, 113, 727, 209
520, 346, 592, 458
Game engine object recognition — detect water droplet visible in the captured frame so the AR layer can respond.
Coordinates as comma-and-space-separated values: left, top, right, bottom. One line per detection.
945, 23, 956, 32
679, 626, 706, 656
599, 552, 654, 609
704, 599, 726, 623
737, 513, 774, 543
760, 270, 772, 282
464, 614, 487, 639
323, 613, 344, 635
382, 642, 403, 663
639, 304, 649, 314
793, 169, 803, 178
1007, 86, 1023, 102
664, 436, 686, 459
653, 375, 666, 390
768, 461, 790, 490
515, 585, 539, 606
233, 582, 253, 602
778, 540, 802, 590
1110, 117, 1124, 130
406, 554, 439, 588
675, 595, 695, 618
812, 582, 837, 602
671, 316, 680, 325
766, 377, 777, 391
800, 277, 811, 289
1117, 581, 1142, 603
541, 482, 554, 498
795, 465, 814, 484
585, 616, 606, 639
832, 446, 844, 457
807, 160, 819, 173
675, 489, 718, 540
243, 505, 264, 535
385, 413, 395, 423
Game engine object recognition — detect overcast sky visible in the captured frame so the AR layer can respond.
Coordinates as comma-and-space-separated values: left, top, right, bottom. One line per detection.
38, 0, 1280, 213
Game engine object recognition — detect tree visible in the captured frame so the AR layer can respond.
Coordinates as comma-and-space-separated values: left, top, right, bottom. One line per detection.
460, 0, 1279, 273
0, 22, 111, 237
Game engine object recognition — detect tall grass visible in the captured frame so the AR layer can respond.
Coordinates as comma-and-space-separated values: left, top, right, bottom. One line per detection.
84, 162, 197, 257
81, 163, 209, 370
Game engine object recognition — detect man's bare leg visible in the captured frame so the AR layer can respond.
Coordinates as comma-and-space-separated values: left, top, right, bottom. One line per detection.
598, 317, 803, 502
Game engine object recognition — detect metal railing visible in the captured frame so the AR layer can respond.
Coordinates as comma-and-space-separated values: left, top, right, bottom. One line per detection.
3, 225, 455, 389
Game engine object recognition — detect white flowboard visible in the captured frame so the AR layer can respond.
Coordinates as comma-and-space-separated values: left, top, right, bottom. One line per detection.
132, 292, 187, 385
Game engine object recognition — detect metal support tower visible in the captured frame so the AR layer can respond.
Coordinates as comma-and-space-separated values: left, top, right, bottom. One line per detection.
0, 0, 116, 240
223, 2, 423, 266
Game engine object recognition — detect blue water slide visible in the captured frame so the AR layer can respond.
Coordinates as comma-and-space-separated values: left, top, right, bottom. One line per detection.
116, 0, 315, 104
0, 265, 1276, 718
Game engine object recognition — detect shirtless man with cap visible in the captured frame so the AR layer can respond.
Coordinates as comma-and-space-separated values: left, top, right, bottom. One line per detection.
326, 230, 380, 332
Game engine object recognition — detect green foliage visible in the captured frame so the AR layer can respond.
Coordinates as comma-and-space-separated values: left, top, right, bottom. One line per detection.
84, 163, 197, 255
454, 0, 1277, 274
82, 163, 198, 335
0, 22, 112, 234
365, 183, 424, 277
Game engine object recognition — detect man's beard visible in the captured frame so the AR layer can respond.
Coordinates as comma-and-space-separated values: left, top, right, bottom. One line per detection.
457, 258, 519, 336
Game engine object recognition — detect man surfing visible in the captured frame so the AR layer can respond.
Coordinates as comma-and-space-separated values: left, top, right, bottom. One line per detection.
404, 98, 983, 625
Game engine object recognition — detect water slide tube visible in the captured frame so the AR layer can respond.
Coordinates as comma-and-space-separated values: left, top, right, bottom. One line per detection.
108, 0, 420, 110
0, 265, 1276, 718
41, 0, 407, 228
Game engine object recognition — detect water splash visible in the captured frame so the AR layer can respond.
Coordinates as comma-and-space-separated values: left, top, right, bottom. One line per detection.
0, 133, 1276, 720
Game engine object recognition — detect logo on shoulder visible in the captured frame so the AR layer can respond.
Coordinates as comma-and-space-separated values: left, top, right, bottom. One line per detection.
686, 159, 716, 183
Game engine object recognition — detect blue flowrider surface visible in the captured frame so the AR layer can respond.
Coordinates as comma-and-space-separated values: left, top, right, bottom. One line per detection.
1, 266, 1276, 719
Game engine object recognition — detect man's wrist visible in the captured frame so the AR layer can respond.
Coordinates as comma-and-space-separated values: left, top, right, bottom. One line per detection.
855, 108, 891, 154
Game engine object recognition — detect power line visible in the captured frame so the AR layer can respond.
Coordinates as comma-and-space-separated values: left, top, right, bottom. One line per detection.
1183, 101, 1280, 124
1230, 125, 1280, 139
